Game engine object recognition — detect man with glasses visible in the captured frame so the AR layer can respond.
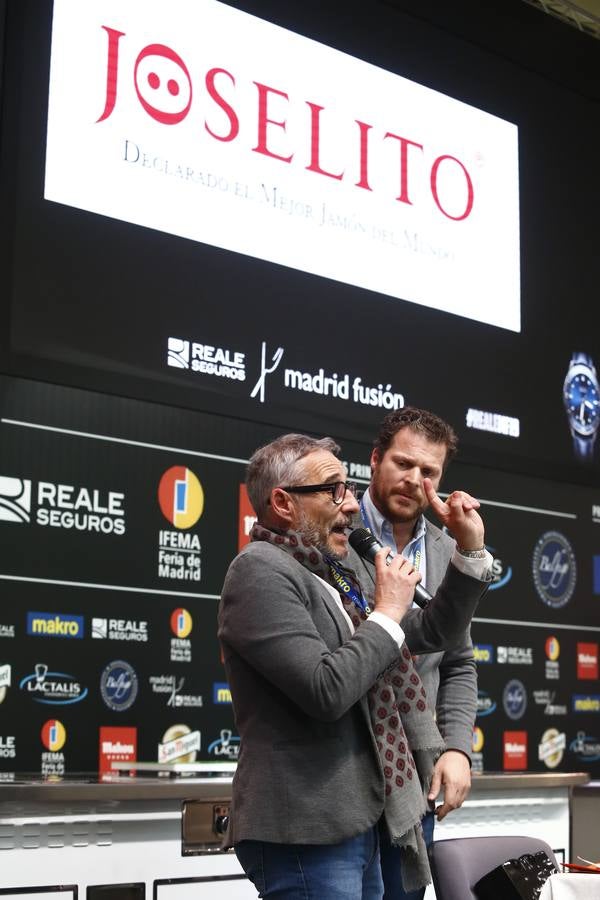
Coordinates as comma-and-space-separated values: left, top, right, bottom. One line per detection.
218, 433, 490, 899
350, 407, 490, 900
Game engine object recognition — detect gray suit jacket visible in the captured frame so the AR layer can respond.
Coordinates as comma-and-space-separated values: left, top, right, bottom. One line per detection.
217, 538, 487, 846
348, 520, 477, 758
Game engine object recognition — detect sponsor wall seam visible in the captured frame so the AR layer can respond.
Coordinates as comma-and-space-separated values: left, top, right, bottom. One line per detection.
1, 419, 578, 519
1, 418, 249, 465
0, 573, 218, 599
474, 616, 600, 633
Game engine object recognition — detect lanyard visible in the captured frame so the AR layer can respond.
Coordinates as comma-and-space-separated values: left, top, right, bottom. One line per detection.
325, 558, 371, 616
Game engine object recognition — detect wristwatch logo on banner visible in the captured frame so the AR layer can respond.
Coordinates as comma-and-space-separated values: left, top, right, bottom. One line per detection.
563, 352, 600, 462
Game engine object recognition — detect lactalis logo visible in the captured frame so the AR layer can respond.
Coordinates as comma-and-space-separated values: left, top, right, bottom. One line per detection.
0, 476, 31, 523
20, 663, 88, 705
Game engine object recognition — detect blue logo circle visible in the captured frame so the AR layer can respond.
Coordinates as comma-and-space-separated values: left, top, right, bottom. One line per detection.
100, 660, 138, 711
532, 531, 576, 608
503, 679, 527, 720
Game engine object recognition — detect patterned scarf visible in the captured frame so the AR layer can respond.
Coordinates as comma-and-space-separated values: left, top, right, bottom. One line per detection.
251, 522, 445, 892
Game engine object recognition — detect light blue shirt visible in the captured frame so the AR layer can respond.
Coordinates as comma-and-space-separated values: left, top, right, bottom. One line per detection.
360, 487, 428, 588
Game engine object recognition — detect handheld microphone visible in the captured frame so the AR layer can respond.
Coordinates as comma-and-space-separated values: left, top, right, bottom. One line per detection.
349, 527, 432, 609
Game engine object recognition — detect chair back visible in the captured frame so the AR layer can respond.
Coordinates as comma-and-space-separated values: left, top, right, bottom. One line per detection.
428, 834, 559, 900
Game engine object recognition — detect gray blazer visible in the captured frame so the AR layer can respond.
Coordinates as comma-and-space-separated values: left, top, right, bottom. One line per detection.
217, 539, 488, 846
348, 521, 477, 758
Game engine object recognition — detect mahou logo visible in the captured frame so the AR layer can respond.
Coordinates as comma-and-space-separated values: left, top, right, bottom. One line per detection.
578, 642, 599, 680
158, 466, 204, 529
503, 730, 527, 770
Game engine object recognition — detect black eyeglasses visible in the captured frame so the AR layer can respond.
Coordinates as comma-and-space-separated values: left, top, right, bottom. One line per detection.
281, 481, 358, 505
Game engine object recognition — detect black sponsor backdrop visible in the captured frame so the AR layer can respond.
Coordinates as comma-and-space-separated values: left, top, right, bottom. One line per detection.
0, 0, 599, 483
0, 0, 599, 777
0, 375, 599, 775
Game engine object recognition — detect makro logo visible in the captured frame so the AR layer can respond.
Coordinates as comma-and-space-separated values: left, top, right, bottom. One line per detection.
532, 531, 576, 608
27, 612, 84, 639
41, 719, 66, 752
100, 661, 138, 712
0, 476, 31, 523
573, 695, 600, 713
476, 691, 496, 717
577, 642, 599, 680
503, 730, 527, 770
594, 556, 600, 595
0, 475, 125, 534
570, 731, 600, 762
167, 337, 246, 382
473, 644, 494, 664
486, 547, 513, 591
502, 679, 527, 720
207, 728, 240, 760
20, 663, 88, 705
171, 608, 193, 639
92, 618, 148, 642
213, 682, 232, 704
158, 466, 204, 529
545, 636, 560, 662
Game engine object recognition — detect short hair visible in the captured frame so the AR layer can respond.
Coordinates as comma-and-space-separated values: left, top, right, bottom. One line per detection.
373, 406, 458, 469
246, 433, 341, 518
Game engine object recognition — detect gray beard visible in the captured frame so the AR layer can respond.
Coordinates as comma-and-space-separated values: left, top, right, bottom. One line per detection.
297, 510, 345, 562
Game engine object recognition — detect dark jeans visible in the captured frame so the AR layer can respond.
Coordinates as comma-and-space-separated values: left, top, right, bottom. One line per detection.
235, 826, 384, 898
380, 811, 435, 900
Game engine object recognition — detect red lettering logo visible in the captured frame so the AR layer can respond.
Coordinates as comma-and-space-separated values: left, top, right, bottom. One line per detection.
577, 642, 599, 680
96, 24, 474, 219
503, 730, 527, 770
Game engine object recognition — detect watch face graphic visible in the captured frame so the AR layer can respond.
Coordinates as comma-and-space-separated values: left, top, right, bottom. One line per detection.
564, 367, 600, 437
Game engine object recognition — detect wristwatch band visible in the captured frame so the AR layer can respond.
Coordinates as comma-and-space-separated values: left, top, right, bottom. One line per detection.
457, 548, 486, 559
